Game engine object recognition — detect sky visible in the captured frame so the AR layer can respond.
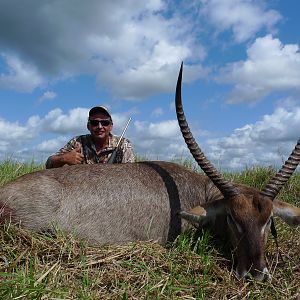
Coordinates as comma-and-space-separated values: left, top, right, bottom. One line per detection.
0, 0, 300, 171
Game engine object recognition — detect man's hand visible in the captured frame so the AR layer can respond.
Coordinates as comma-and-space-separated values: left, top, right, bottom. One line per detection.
62, 149, 84, 165
46, 145, 84, 168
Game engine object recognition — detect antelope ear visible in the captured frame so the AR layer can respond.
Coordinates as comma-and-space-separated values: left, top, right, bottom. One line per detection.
273, 199, 300, 226
179, 200, 227, 224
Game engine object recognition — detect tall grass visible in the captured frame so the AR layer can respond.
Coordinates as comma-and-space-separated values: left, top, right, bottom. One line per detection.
0, 159, 44, 185
0, 159, 299, 299
228, 166, 300, 205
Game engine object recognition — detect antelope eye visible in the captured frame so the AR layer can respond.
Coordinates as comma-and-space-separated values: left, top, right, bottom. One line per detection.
227, 214, 242, 233
227, 214, 234, 224
227, 214, 236, 228
227, 213, 238, 224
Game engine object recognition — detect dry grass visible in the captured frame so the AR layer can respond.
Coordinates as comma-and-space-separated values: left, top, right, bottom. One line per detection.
1, 220, 299, 299
0, 161, 300, 299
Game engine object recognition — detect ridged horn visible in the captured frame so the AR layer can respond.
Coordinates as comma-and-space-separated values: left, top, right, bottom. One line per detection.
261, 138, 300, 200
175, 63, 239, 198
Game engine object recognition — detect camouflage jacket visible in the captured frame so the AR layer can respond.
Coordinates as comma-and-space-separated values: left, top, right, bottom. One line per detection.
46, 134, 135, 168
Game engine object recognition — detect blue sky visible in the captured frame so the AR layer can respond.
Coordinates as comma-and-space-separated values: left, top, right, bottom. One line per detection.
0, 0, 300, 170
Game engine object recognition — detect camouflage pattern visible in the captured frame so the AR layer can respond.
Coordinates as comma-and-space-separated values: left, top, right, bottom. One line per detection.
46, 134, 135, 168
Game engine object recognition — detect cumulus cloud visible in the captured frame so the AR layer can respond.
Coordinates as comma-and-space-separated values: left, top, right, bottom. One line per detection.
0, 117, 37, 146
0, 102, 299, 170
0, 116, 41, 161
218, 35, 300, 103
42, 108, 88, 135
130, 120, 188, 159
0, 108, 189, 162
135, 120, 179, 138
35, 136, 71, 153
0, 0, 206, 99
200, 0, 281, 42
151, 107, 164, 117
206, 106, 300, 170
0, 107, 88, 158
38, 91, 57, 103
0, 53, 44, 92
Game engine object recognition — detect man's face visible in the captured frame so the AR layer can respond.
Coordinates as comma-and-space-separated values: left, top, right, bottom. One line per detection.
88, 112, 113, 141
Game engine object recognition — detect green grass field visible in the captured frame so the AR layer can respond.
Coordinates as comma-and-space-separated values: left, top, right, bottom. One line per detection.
0, 160, 299, 299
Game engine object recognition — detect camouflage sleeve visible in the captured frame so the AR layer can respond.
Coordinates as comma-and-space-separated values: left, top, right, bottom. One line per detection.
45, 137, 82, 168
120, 138, 135, 163
55, 137, 81, 154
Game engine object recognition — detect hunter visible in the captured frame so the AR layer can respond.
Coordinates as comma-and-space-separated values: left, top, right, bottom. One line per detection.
46, 106, 135, 168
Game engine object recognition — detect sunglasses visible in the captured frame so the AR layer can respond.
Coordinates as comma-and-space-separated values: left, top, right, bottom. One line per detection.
89, 119, 111, 127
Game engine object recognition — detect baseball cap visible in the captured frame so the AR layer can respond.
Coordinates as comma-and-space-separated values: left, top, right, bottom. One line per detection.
89, 105, 112, 120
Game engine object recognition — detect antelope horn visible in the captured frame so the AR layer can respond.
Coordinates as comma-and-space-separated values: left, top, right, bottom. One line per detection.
175, 63, 239, 198
261, 138, 300, 200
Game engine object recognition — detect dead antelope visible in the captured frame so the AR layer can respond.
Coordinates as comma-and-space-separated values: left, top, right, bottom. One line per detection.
0, 64, 300, 281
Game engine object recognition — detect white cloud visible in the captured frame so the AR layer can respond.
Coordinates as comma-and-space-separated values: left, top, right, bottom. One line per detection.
151, 107, 164, 117
0, 117, 40, 160
205, 106, 300, 170
0, 53, 44, 92
0, 107, 138, 161
133, 119, 188, 159
0, 103, 299, 170
94, 39, 207, 100
0, 107, 190, 163
218, 35, 300, 103
42, 108, 88, 135
39, 91, 57, 103
35, 136, 70, 153
0, 0, 206, 98
135, 120, 179, 139
0, 107, 88, 157
200, 0, 281, 42
0, 118, 37, 144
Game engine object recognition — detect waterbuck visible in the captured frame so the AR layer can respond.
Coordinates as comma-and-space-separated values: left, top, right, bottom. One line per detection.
1, 64, 300, 281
